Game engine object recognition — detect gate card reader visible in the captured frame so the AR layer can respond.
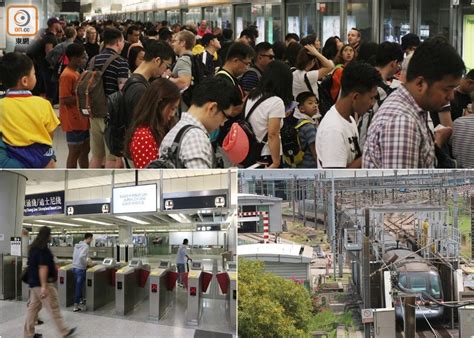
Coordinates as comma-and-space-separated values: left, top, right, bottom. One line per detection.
190, 261, 203, 270
128, 259, 143, 269
102, 258, 116, 266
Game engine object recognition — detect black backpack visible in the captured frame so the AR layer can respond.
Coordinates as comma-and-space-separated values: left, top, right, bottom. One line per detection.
104, 76, 148, 157
181, 53, 212, 107
316, 65, 344, 116
281, 113, 312, 167
230, 94, 273, 168
147, 125, 200, 168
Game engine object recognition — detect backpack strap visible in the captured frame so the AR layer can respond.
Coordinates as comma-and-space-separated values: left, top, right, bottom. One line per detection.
244, 94, 273, 143
295, 119, 312, 129
100, 53, 120, 73
303, 73, 315, 94
170, 124, 200, 168
216, 69, 236, 86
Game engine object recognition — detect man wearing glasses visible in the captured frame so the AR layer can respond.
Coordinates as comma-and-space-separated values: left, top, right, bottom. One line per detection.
241, 42, 275, 95
158, 78, 242, 168
117, 41, 175, 156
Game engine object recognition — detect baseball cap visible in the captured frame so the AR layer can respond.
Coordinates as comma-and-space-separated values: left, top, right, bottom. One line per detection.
47, 17, 60, 27
201, 33, 217, 46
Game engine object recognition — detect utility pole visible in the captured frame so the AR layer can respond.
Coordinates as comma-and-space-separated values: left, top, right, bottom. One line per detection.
363, 208, 371, 338
332, 172, 336, 280
404, 296, 416, 338
292, 176, 296, 223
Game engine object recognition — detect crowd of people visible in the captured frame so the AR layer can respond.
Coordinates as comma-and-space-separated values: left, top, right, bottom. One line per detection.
0, 18, 473, 169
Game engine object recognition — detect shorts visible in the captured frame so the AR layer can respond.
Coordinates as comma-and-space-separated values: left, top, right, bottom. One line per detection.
7, 143, 55, 168
66, 130, 90, 145
177, 263, 186, 273
90, 117, 116, 161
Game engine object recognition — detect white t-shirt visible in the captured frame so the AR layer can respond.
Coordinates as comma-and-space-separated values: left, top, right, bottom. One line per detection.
292, 69, 319, 99
245, 96, 285, 156
316, 105, 360, 168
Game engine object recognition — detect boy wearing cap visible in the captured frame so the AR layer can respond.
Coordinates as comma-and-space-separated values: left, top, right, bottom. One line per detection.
294, 92, 319, 168
193, 33, 221, 76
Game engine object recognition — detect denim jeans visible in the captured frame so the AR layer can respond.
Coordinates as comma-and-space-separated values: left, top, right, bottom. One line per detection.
72, 268, 86, 304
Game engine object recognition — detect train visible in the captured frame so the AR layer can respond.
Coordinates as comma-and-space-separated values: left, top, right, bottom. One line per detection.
381, 233, 444, 320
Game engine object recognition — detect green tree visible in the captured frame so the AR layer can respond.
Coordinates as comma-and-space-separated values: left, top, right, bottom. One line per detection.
238, 258, 313, 337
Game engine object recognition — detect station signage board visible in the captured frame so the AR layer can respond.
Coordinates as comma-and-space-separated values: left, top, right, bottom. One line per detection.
113, 184, 158, 214
162, 190, 227, 211
10, 237, 22, 257
24, 191, 65, 216
65, 201, 111, 216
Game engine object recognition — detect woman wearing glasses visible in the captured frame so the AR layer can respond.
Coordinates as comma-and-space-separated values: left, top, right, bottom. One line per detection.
241, 42, 276, 95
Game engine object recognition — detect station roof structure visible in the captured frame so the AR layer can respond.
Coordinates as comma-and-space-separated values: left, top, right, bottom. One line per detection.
238, 244, 312, 263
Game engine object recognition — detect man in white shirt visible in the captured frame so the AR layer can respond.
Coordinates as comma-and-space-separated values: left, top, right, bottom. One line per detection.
316, 61, 381, 168
176, 239, 192, 287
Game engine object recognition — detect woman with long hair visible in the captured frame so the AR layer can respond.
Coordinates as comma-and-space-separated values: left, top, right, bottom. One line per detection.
124, 78, 181, 168
245, 60, 294, 168
322, 36, 343, 62
330, 44, 357, 101
24, 226, 75, 338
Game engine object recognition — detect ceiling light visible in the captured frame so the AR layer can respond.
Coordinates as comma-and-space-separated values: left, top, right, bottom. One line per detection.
72, 218, 114, 226
22, 223, 33, 226
168, 213, 189, 223
115, 216, 150, 225
35, 220, 81, 227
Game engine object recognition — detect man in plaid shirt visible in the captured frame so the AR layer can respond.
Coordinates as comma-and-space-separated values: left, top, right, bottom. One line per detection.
159, 78, 242, 168
363, 38, 465, 168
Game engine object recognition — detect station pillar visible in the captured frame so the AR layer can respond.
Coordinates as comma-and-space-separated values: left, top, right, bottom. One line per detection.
0, 172, 27, 254
118, 225, 133, 244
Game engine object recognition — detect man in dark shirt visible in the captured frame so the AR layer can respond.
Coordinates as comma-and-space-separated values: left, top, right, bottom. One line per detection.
89, 28, 129, 169
121, 41, 175, 153
199, 33, 221, 77
450, 69, 474, 121
121, 25, 141, 59
29, 17, 61, 98
241, 42, 274, 94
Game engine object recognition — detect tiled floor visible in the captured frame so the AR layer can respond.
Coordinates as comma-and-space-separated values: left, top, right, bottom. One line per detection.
0, 286, 234, 338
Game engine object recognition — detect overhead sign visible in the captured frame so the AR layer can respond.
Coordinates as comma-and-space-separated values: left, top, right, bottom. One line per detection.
162, 190, 227, 211
10, 237, 22, 256
196, 224, 221, 231
66, 202, 111, 216
24, 191, 65, 216
113, 184, 158, 214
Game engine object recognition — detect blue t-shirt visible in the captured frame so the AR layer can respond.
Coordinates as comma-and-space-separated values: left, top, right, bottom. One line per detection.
27, 247, 57, 288
298, 121, 317, 168
176, 244, 188, 264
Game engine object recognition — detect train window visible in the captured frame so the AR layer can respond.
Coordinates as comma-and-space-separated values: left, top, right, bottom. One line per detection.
399, 274, 407, 288
409, 274, 428, 292
429, 275, 442, 298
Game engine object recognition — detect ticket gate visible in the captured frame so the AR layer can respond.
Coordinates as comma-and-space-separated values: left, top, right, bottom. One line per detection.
115, 258, 150, 316
216, 262, 237, 330
186, 261, 213, 326
58, 264, 76, 307
86, 258, 124, 311
149, 260, 178, 320
0, 254, 22, 300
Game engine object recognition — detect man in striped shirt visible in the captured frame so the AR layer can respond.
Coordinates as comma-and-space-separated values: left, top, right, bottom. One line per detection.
89, 28, 129, 169
363, 38, 465, 168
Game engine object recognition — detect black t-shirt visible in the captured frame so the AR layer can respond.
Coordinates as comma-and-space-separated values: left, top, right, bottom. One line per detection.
123, 73, 150, 127
27, 247, 57, 288
33, 31, 58, 68
450, 90, 472, 121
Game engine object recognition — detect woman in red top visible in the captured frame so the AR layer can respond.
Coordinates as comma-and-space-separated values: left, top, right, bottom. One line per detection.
330, 44, 356, 101
124, 78, 180, 168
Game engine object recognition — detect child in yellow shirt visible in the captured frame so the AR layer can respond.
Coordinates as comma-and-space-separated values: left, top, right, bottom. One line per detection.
0, 52, 60, 168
